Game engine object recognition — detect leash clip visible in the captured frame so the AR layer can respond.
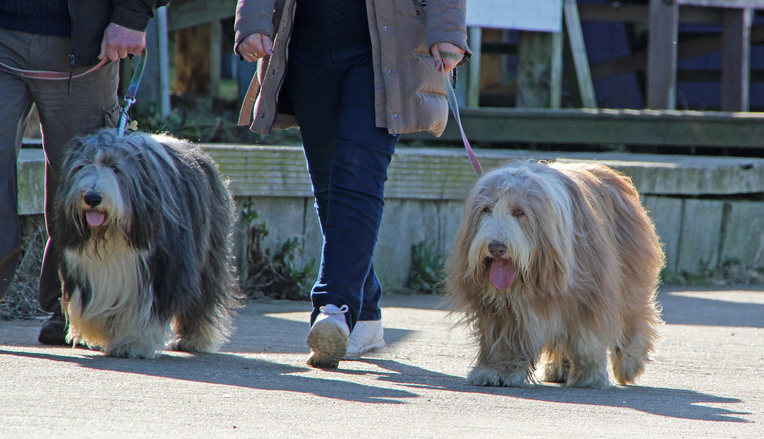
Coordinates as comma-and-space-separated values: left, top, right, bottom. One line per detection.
117, 97, 136, 137
116, 51, 147, 137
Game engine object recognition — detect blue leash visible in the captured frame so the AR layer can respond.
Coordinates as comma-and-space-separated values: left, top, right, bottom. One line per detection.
117, 51, 147, 137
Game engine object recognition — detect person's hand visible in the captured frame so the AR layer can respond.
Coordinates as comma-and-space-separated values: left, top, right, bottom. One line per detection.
99, 23, 146, 62
239, 33, 274, 62
430, 42, 465, 74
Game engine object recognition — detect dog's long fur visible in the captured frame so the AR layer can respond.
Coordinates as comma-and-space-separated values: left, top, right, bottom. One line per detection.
55, 129, 239, 359
447, 161, 664, 388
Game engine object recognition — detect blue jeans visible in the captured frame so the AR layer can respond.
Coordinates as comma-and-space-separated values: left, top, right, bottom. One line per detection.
283, 45, 399, 331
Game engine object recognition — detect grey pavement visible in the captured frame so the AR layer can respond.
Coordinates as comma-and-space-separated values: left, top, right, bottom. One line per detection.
1, 286, 762, 438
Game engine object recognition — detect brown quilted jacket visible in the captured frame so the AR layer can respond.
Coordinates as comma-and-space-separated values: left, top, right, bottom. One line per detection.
235, 0, 470, 137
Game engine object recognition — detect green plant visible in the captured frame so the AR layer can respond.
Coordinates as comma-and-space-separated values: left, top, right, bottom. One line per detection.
406, 241, 447, 295
241, 208, 315, 301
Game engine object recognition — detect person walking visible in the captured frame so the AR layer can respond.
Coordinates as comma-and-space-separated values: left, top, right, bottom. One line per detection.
235, 0, 470, 368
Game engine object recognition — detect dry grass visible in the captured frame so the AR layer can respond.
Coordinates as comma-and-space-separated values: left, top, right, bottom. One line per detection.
0, 215, 48, 321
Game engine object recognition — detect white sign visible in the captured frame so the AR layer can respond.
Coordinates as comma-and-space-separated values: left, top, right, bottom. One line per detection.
466, 0, 563, 32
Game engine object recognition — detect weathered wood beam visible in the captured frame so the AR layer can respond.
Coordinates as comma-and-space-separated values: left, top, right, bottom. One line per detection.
167, 0, 237, 31
721, 8, 752, 112
677, 69, 764, 82
675, 0, 764, 8
580, 4, 723, 24
647, 0, 679, 109
466, 27, 482, 108
590, 23, 764, 81
404, 107, 764, 148
516, 31, 555, 108
578, 4, 756, 24
480, 42, 517, 55
562, 0, 597, 108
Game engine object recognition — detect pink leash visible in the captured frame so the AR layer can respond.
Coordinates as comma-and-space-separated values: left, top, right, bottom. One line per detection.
442, 68, 483, 176
0, 58, 109, 80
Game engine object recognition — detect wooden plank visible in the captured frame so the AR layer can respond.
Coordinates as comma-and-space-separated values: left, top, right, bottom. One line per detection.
591, 22, 764, 81
175, 24, 212, 94
403, 107, 764, 148
516, 31, 555, 108
167, 0, 237, 31
721, 8, 752, 112
198, 143, 764, 201
678, 68, 764, 82
466, 27, 482, 108
551, 32, 563, 109
562, 0, 597, 108
210, 20, 222, 98
647, 0, 679, 109
480, 42, 517, 55
676, 0, 764, 8
137, 8, 171, 117
578, 4, 723, 24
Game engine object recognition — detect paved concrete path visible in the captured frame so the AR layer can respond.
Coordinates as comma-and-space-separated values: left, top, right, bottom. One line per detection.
1, 286, 762, 438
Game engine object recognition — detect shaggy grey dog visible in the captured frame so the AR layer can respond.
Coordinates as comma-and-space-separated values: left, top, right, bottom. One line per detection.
54, 128, 239, 359
447, 161, 664, 388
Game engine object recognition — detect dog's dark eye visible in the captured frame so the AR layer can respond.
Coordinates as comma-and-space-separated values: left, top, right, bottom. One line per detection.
513, 209, 525, 217
110, 165, 120, 174
482, 206, 492, 213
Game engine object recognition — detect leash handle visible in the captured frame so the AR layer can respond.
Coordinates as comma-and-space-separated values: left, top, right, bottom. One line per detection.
442, 68, 483, 176
117, 51, 147, 137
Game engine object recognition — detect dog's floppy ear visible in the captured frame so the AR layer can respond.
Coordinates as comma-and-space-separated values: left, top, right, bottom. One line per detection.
449, 175, 494, 285
524, 171, 575, 296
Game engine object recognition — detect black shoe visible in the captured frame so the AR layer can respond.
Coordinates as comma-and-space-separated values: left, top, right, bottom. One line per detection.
38, 311, 70, 346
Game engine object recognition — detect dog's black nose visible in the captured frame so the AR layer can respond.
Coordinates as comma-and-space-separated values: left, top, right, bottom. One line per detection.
488, 242, 506, 258
84, 191, 102, 208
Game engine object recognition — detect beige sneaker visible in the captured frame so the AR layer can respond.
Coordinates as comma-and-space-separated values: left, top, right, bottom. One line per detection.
306, 304, 350, 368
344, 320, 386, 359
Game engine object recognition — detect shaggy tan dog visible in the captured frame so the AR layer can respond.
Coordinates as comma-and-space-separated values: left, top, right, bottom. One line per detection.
447, 160, 664, 388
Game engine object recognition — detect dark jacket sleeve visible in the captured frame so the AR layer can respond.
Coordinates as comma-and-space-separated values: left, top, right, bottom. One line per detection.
111, 0, 162, 32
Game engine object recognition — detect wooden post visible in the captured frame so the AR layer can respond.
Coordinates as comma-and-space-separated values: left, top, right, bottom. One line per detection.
210, 20, 222, 99
175, 24, 212, 94
467, 27, 482, 108
516, 31, 555, 108
647, 0, 678, 110
550, 31, 564, 109
562, 0, 596, 108
721, 8, 752, 112
136, 6, 170, 117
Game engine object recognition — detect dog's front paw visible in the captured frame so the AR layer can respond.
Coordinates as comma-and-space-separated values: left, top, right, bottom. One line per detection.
105, 343, 160, 359
468, 366, 530, 387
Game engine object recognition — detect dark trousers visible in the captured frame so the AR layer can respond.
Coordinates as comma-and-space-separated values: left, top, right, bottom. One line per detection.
0, 28, 119, 308
283, 45, 399, 331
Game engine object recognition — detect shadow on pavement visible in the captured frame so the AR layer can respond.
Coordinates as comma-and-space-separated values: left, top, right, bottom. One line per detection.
0, 348, 418, 404
350, 359, 751, 423
659, 289, 764, 328
0, 345, 749, 423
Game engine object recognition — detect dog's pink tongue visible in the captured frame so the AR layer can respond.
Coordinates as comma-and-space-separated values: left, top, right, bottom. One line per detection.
490, 259, 516, 290
86, 211, 105, 227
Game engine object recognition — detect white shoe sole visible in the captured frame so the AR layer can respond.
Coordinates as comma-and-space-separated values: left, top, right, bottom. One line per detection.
306, 319, 348, 368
